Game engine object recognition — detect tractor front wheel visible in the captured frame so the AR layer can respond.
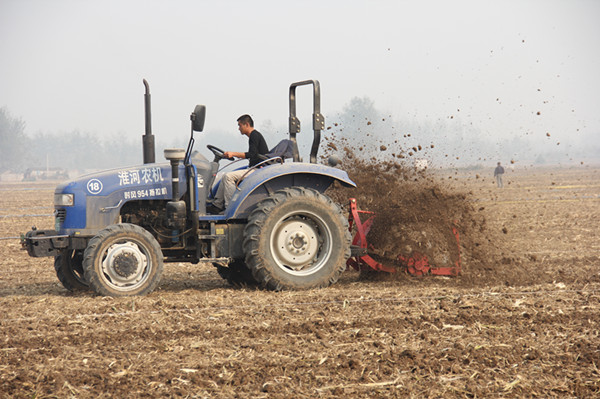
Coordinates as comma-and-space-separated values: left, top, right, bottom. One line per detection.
55, 249, 89, 291
83, 224, 163, 297
243, 187, 351, 290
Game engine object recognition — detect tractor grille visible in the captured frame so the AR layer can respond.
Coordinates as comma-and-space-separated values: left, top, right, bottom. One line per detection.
55, 208, 66, 230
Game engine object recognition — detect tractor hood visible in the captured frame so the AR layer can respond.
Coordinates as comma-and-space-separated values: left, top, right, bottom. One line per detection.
54, 162, 185, 234
55, 162, 177, 199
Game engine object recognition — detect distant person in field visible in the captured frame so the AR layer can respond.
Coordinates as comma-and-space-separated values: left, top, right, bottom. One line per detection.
494, 162, 505, 188
209, 114, 269, 213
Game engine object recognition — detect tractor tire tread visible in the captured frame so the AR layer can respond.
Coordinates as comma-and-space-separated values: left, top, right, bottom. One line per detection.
83, 223, 163, 297
55, 250, 89, 292
243, 187, 351, 291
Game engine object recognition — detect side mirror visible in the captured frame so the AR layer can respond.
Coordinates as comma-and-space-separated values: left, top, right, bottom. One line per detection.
191, 105, 206, 132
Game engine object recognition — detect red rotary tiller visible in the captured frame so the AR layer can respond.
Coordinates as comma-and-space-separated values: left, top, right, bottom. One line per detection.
346, 198, 461, 276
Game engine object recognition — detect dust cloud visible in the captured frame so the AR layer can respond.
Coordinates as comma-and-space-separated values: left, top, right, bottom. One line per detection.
322, 131, 502, 281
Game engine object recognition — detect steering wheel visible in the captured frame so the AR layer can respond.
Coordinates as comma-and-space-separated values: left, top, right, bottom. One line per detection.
206, 145, 232, 162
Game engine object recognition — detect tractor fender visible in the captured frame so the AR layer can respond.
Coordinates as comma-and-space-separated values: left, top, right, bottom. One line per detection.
224, 162, 356, 219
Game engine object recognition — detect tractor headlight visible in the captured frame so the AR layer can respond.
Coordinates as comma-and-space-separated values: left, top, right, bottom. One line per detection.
54, 193, 74, 206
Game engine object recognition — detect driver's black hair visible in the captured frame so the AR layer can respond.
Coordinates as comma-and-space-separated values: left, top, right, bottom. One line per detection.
237, 114, 254, 127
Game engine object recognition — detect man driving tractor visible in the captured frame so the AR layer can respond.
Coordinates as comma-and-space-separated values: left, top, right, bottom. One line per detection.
208, 114, 268, 213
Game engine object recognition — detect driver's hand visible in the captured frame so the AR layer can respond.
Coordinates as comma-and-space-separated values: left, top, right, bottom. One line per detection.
224, 151, 234, 159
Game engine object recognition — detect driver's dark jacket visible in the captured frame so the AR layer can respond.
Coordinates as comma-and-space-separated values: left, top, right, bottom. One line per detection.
245, 130, 269, 167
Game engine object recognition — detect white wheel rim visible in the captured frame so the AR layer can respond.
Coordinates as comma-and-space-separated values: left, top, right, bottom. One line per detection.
100, 240, 150, 290
270, 211, 332, 276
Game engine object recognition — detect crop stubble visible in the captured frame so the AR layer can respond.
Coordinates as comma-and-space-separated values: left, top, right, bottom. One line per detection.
0, 168, 599, 398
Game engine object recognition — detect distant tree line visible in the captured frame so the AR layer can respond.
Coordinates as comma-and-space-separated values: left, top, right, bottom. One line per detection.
0, 107, 28, 172
0, 107, 143, 174
26, 131, 143, 173
2, 102, 598, 176
323, 97, 599, 167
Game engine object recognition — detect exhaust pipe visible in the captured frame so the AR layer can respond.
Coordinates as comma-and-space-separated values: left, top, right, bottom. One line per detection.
142, 79, 155, 164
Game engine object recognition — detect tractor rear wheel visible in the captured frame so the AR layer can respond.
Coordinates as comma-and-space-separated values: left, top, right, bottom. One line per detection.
83, 224, 163, 297
243, 187, 351, 290
55, 249, 89, 291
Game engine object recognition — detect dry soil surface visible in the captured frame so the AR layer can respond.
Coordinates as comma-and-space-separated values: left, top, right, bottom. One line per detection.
1, 166, 599, 398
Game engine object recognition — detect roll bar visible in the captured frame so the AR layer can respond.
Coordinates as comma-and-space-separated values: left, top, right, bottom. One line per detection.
288, 80, 324, 163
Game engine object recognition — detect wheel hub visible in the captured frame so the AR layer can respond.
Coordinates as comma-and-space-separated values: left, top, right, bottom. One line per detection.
274, 219, 319, 270
102, 242, 147, 287
287, 232, 309, 254
112, 252, 139, 278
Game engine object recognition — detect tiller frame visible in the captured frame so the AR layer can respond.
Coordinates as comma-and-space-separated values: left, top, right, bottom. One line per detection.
347, 198, 461, 276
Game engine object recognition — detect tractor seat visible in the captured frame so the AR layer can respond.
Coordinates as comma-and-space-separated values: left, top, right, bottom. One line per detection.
208, 139, 295, 200
259, 139, 294, 163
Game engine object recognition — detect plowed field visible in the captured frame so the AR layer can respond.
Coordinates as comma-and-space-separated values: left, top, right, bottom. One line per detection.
1, 166, 599, 398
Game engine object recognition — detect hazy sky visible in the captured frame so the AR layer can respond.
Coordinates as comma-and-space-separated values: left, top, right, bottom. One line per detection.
1, 0, 599, 155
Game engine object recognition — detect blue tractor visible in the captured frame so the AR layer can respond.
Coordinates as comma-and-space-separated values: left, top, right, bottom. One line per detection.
22, 80, 356, 296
